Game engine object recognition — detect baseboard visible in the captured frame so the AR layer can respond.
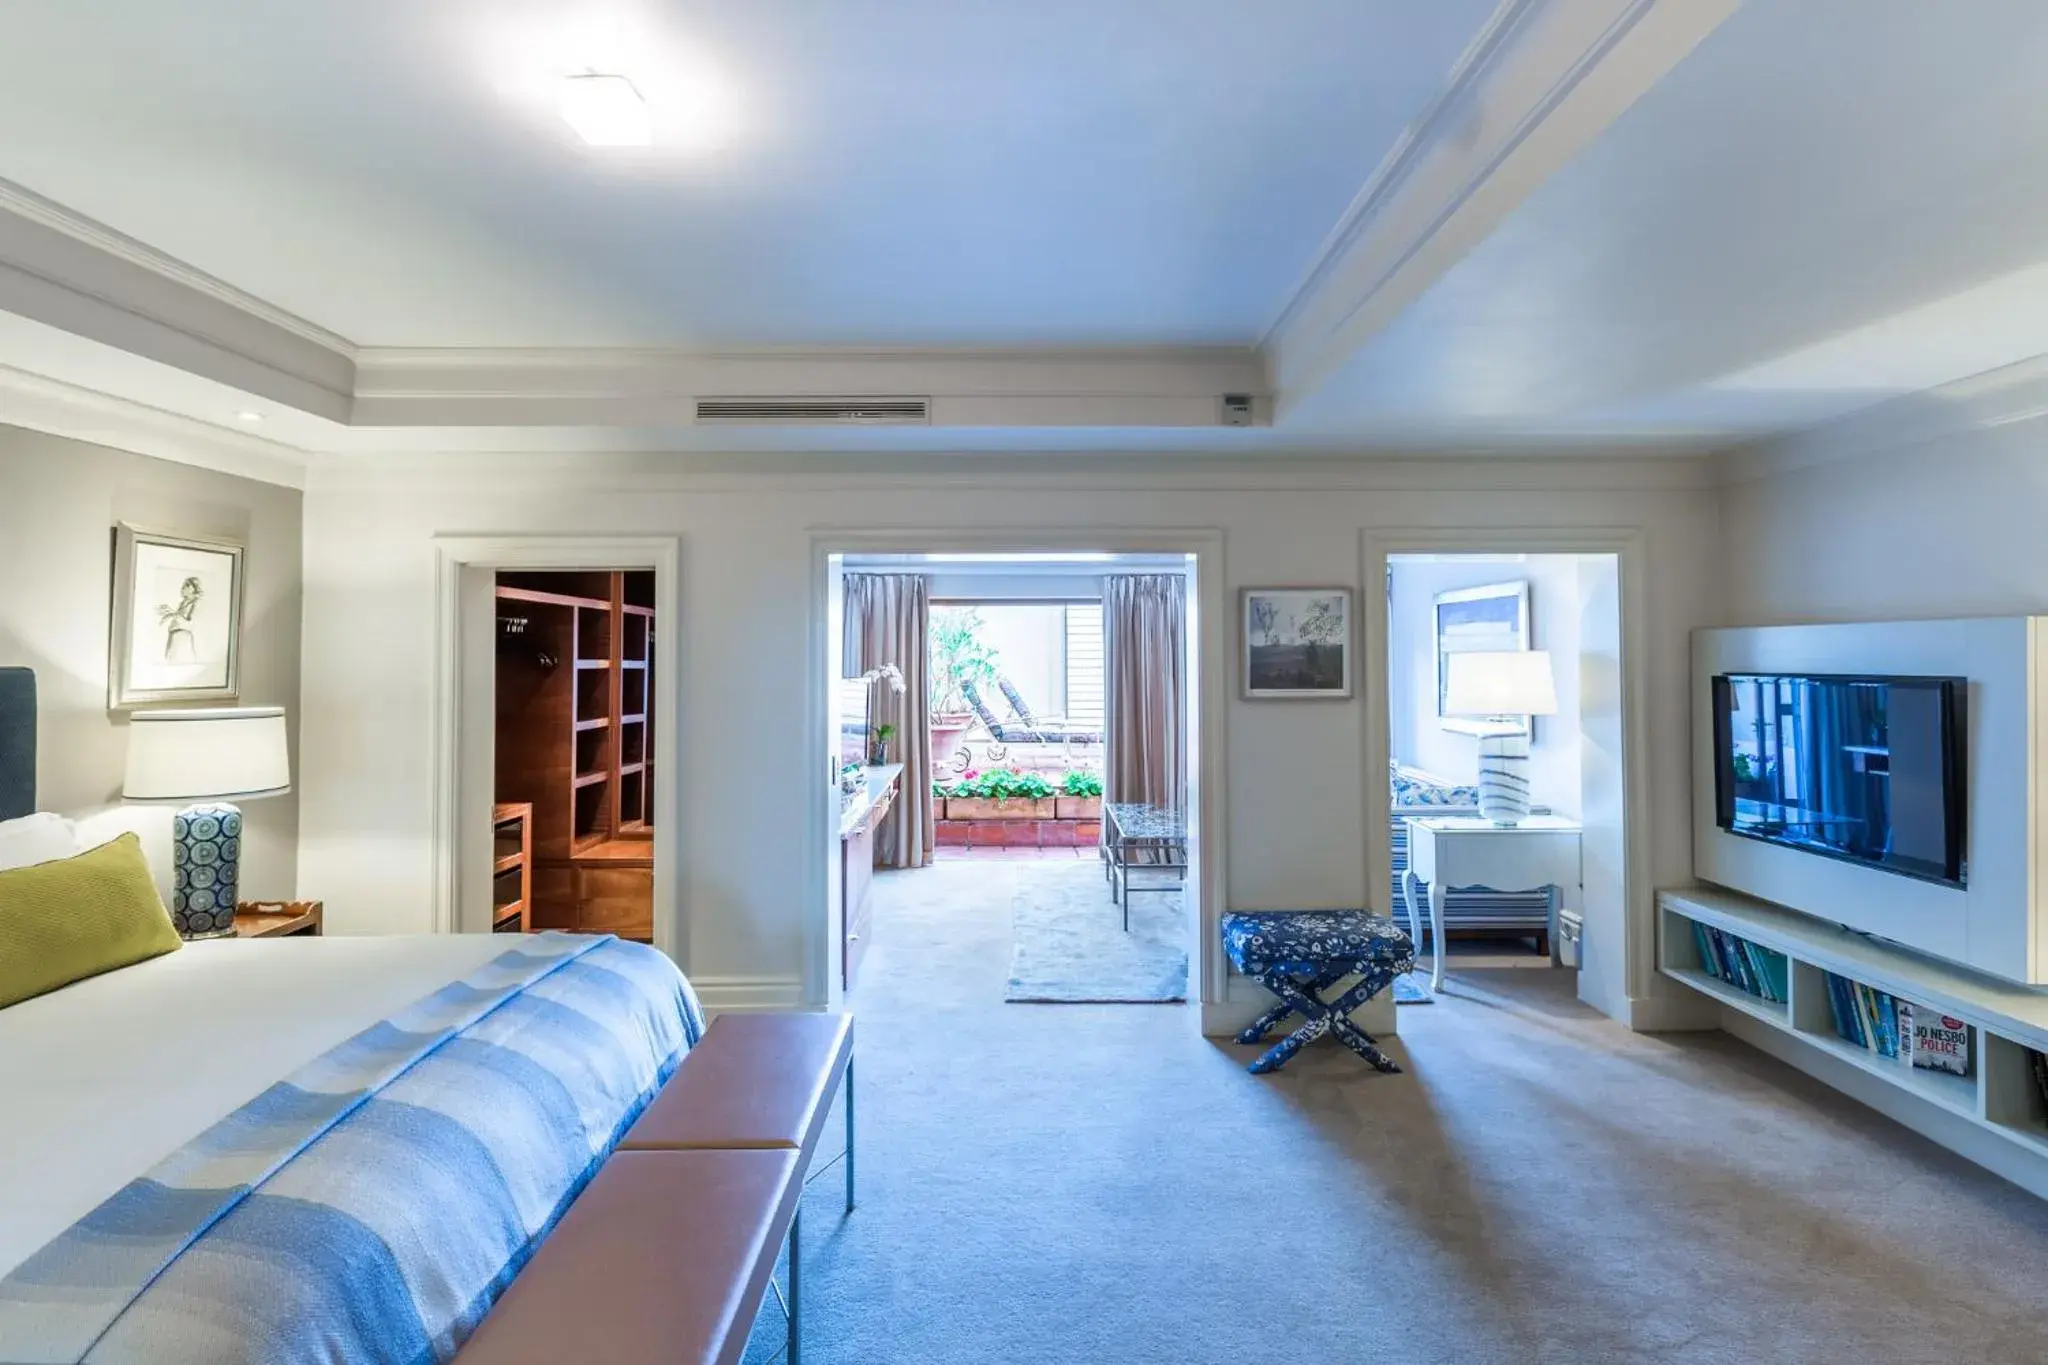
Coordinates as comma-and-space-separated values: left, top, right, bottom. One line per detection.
1623, 991, 1721, 1033
1722, 1009, 2048, 1201
690, 975, 809, 1015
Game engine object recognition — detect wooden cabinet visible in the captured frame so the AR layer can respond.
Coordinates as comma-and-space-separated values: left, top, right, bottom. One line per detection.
496, 571, 655, 942
492, 803, 533, 933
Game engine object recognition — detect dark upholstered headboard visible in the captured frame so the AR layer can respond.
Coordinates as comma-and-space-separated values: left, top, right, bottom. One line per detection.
0, 667, 34, 820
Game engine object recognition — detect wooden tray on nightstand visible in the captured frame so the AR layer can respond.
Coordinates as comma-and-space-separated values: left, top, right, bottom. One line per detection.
235, 900, 324, 938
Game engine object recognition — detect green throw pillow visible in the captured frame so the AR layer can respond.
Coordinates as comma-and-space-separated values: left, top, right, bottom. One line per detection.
0, 832, 182, 1008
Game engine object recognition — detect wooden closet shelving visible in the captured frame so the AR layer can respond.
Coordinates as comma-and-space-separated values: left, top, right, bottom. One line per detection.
495, 570, 655, 942
491, 802, 532, 933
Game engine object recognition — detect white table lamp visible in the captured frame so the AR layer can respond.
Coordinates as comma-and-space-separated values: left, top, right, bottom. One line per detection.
1442, 651, 1557, 826
123, 707, 291, 938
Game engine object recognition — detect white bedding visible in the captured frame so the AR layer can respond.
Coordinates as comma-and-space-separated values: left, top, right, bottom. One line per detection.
0, 934, 516, 1279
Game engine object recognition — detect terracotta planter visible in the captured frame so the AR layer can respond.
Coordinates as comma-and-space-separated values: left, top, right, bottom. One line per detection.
944, 797, 1055, 821
930, 715, 973, 767
1054, 796, 1102, 820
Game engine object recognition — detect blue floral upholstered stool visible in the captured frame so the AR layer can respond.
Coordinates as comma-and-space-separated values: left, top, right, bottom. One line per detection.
1220, 911, 1416, 1075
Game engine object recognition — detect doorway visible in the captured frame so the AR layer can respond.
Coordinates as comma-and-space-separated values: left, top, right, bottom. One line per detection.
490, 570, 657, 943
429, 534, 680, 958
825, 551, 1205, 1019
1381, 550, 1627, 1000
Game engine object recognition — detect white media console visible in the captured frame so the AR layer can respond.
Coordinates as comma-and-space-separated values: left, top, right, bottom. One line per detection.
1669, 617, 2048, 1197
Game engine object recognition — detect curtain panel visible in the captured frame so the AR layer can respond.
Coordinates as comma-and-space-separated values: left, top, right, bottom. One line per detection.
1103, 574, 1187, 821
843, 573, 934, 868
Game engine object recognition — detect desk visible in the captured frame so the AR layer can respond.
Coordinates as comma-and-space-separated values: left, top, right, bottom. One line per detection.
1401, 815, 1581, 992
840, 763, 902, 989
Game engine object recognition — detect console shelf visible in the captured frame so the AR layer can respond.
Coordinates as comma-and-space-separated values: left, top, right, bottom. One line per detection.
1660, 884, 2048, 1197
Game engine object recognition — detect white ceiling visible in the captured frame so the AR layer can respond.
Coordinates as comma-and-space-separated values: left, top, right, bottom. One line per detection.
1293, 0, 2048, 439
3, 1, 2048, 465
0, 0, 1494, 347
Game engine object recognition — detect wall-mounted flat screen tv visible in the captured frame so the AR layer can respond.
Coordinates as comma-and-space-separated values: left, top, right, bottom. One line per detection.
1711, 673, 1967, 888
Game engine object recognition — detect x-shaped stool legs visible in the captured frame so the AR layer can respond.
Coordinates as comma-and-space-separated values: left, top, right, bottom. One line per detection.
1235, 961, 1409, 1075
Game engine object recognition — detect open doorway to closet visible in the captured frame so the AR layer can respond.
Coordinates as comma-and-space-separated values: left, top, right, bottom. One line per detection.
1384, 552, 1623, 998
828, 553, 1200, 1013
491, 569, 657, 944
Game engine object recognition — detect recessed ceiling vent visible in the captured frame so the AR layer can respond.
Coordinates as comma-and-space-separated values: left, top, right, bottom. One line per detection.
694, 396, 931, 425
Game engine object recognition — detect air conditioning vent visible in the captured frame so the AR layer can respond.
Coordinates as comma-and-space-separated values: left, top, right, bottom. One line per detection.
694, 396, 931, 425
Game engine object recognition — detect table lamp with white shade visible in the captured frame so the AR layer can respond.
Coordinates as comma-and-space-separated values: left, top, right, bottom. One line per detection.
1441, 650, 1557, 826
123, 707, 291, 938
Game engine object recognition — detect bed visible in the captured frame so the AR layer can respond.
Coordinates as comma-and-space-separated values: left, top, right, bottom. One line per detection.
0, 668, 707, 1364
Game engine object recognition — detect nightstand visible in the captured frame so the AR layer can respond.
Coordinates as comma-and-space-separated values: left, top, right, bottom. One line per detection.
234, 900, 324, 938
1400, 815, 1580, 991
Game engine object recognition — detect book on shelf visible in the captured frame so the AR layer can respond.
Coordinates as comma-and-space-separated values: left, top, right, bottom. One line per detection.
1688, 922, 1786, 1004
1822, 972, 1971, 1075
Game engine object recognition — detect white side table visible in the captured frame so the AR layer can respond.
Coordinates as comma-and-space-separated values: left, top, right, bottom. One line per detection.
1401, 814, 1582, 992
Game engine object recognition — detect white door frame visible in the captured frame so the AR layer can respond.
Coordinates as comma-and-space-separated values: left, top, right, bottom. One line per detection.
1362, 527, 1654, 1022
811, 527, 1229, 1014
429, 534, 683, 964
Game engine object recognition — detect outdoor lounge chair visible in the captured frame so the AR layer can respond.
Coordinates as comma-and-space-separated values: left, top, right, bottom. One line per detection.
998, 678, 1103, 745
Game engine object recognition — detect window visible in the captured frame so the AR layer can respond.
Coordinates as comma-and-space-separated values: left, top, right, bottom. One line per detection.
930, 600, 1102, 726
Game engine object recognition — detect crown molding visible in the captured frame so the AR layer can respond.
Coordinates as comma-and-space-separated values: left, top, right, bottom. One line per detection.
0, 362, 311, 489
1716, 353, 2048, 487
305, 445, 1714, 496
1263, 0, 1739, 408
0, 178, 356, 419
349, 345, 1269, 427
0, 179, 357, 355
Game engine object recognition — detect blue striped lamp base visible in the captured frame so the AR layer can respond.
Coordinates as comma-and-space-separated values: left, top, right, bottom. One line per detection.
1476, 733, 1532, 826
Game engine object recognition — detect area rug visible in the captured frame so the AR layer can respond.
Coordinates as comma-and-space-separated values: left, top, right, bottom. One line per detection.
1392, 972, 1434, 1004
1004, 861, 1188, 1003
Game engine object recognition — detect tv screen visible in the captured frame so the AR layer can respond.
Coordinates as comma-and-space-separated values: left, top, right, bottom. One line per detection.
1712, 673, 1967, 887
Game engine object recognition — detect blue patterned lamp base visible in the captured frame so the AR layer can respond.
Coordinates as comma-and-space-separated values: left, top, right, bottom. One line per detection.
173, 802, 243, 939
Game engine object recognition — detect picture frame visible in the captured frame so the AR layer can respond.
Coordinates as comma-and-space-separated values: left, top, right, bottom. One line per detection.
1241, 587, 1353, 700
109, 524, 246, 709
1434, 579, 1531, 736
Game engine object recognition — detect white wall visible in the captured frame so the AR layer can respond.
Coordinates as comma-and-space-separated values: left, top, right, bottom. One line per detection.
1722, 413, 2048, 624
296, 453, 1720, 1024
1387, 554, 1582, 817
0, 424, 302, 896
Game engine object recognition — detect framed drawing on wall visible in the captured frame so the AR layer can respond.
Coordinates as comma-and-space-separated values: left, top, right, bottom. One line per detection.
1242, 587, 1353, 700
109, 525, 245, 708
1435, 580, 1530, 736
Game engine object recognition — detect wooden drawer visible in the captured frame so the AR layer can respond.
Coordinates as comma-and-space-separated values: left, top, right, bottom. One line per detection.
575, 864, 653, 939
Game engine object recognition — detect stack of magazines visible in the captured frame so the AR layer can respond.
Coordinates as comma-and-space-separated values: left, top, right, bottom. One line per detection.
1823, 971, 1971, 1076
1690, 922, 1790, 1002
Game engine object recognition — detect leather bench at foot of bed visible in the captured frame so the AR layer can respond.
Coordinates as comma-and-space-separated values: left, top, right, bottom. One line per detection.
455, 1012, 855, 1365
454, 1149, 801, 1365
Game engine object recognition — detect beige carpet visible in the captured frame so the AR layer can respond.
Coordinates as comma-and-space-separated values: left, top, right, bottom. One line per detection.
750, 860, 2048, 1364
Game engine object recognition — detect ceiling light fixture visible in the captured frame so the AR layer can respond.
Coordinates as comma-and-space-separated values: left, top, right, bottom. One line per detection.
235, 411, 264, 424
561, 73, 651, 147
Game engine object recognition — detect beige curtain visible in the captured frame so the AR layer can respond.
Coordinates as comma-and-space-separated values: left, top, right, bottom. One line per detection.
843, 573, 933, 868
1103, 574, 1186, 818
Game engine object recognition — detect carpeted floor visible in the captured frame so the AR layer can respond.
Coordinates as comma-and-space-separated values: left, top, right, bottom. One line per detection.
1004, 859, 1188, 1003
745, 860, 2048, 1364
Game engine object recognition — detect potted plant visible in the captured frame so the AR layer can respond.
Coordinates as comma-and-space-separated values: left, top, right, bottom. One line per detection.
1055, 770, 1103, 820
944, 767, 1056, 820
870, 723, 897, 766
928, 607, 1000, 767
1731, 752, 1774, 802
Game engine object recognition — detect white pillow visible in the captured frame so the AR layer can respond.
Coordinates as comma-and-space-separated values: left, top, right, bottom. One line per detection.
0, 812, 80, 872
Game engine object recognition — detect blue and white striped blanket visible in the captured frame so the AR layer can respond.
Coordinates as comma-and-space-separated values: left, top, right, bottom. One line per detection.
0, 933, 703, 1365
